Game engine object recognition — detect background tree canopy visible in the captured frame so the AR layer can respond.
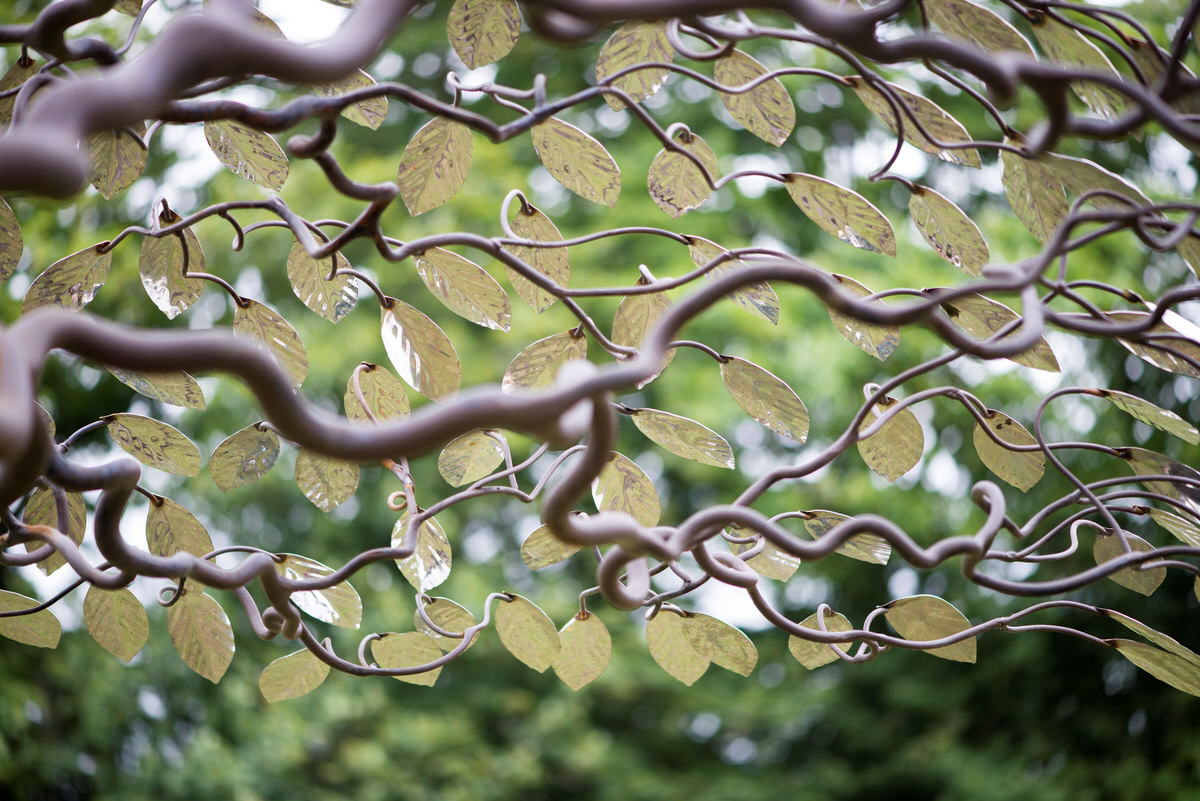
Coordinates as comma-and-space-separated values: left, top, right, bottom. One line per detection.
2, 0, 1200, 797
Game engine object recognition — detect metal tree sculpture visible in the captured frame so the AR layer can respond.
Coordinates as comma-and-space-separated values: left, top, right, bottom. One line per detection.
3, 0, 1200, 698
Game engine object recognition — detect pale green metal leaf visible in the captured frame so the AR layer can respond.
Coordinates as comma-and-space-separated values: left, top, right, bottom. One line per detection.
788, 611, 853, 669
315, 69, 388, 129
850, 77, 981, 167
612, 289, 673, 378
501, 330, 586, 392
22, 244, 111, 313
972, 410, 1045, 491
496, 594, 560, 672
684, 613, 757, 676
1146, 507, 1200, 547
108, 413, 202, 476
447, 0, 521, 69
146, 496, 213, 558
1093, 530, 1165, 596
520, 525, 581, 569
592, 451, 661, 527
0, 196, 21, 280
531, 118, 621, 207
721, 356, 809, 443
397, 117, 473, 215
203, 120, 288, 190
632, 408, 734, 469
857, 398, 923, 482
168, 590, 235, 683
414, 596, 476, 652
109, 367, 206, 409
372, 632, 442, 686
909, 186, 989, 275
0, 56, 39, 128
88, 127, 147, 198
276, 553, 362, 629
0, 590, 61, 649
804, 509, 891, 565
1032, 16, 1128, 119
295, 449, 359, 512
381, 301, 462, 400
259, 648, 331, 702
940, 292, 1060, 372
83, 586, 148, 663
554, 612, 611, 690
415, 247, 510, 331
1000, 148, 1069, 244
234, 299, 308, 389
647, 130, 718, 217
884, 594, 976, 663
687, 236, 780, 324
21, 487, 85, 576
1114, 639, 1200, 697
286, 242, 358, 323
506, 202, 570, 313
210, 424, 280, 492
437, 429, 505, 486
784, 173, 896, 255
646, 610, 709, 685
344, 363, 410, 423
392, 514, 452, 592
925, 0, 1034, 57
715, 50, 794, 146
139, 225, 205, 320
594, 21, 672, 110
824, 273, 900, 360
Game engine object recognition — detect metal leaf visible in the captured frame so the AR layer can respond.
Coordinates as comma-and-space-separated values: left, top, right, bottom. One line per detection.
804, 509, 892, 565
1108, 311, 1200, 379
591, 451, 661, 527
850, 77, 981, 167
371, 632, 442, 686
1105, 609, 1200, 664
168, 590, 235, 683
1146, 507, 1200, 547
612, 289, 673, 376
203, 120, 288, 190
415, 247, 510, 331
925, 0, 1034, 57
495, 594, 561, 672
1000, 148, 1069, 244
234, 299, 308, 390
1093, 531, 1165, 596
447, 0, 521, 69
381, 300, 462, 400
87, 128, 147, 198
684, 613, 757, 676
146, 496, 214, 558
646, 610, 709, 685
501, 330, 587, 392
554, 612, 611, 690
520, 524, 581, 569
0, 196, 21, 280
594, 20, 672, 110
286, 242, 358, 323
506, 202, 570, 313
21, 487, 85, 576
686, 236, 779, 324
972, 410, 1045, 491
1032, 16, 1128, 119
824, 273, 900, 360
108, 413, 202, 476
0, 56, 39, 128
259, 648, 331, 702
909, 186, 989, 275
0, 590, 61, 649
294, 449, 359, 512
788, 611, 853, 669
397, 117, 473, 215
632, 408, 734, 469
209, 424, 280, 492
109, 367, 206, 409
714, 50, 795, 146
276, 553, 362, 629
720, 356, 809, 443
437, 429, 505, 486
83, 586, 148, 663
531, 117, 621, 207
315, 69, 388, 130
1114, 639, 1200, 697
883, 595, 976, 663
392, 513, 452, 592
728, 529, 800, 582
139, 225, 205, 320
1122, 447, 1200, 508
22, 244, 111, 314
784, 173, 896, 255
414, 596, 476, 652
647, 130, 718, 217
857, 397, 923, 482
114, 0, 141, 14
344, 363, 410, 423
940, 292, 1060, 372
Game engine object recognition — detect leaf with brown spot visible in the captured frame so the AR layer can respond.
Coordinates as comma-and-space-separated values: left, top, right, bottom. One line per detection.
108, 414, 202, 476
972, 410, 1045, 491
785, 173, 896, 255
